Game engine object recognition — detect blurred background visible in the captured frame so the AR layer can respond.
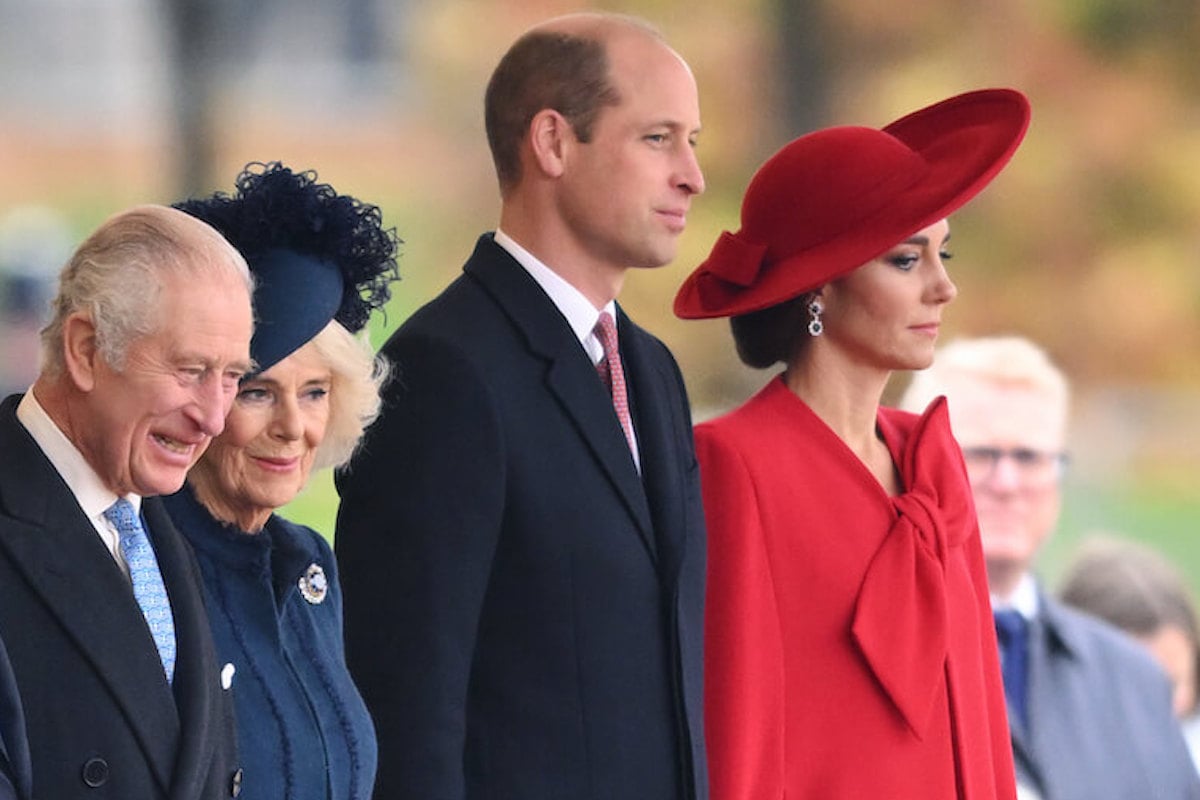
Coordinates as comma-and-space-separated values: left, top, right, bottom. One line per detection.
2, 0, 1198, 589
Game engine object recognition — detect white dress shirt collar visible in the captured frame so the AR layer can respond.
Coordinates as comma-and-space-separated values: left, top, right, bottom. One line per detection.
991, 571, 1040, 620
493, 230, 639, 472
494, 229, 616, 363
17, 389, 140, 566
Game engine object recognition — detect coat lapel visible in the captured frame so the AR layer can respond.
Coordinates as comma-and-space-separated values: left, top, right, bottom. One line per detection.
0, 397, 179, 793
464, 237, 658, 562
1020, 595, 1085, 800
1008, 707, 1036, 781
1012, 595, 1082, 799
142, 497, 221, 800
618, 309, 690, 585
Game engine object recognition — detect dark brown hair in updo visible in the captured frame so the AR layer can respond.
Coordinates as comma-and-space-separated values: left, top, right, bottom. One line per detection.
729, 294, 810, 369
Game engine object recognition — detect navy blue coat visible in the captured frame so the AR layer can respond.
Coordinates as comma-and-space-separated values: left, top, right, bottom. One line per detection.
164, 485, 376, 800
1012, 589, 1200, 799
0, 394, 240, 800
0, 633, 30, 800
334, 234, 708, 800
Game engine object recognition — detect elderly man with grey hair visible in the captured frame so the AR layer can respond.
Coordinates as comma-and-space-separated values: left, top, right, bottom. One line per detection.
0, 205, 252, 800
901, 335, 1200, 800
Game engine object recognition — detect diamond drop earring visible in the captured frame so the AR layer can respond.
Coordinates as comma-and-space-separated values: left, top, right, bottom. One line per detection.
807, 297, 824, 337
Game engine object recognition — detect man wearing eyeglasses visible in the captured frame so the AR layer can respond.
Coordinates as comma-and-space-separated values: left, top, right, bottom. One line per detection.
901, 336, 1200, 800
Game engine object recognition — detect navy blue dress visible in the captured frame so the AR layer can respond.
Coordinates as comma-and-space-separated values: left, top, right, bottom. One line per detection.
165, 485, 376, 800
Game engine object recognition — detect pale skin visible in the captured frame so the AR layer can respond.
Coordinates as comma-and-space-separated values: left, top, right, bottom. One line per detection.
942, 380, 1066, 597
1141, 625, 1198, 718
785, 219, 957, 496
188, 340, 332, 533
33, 268, 253, 498
498, 14, 705, 310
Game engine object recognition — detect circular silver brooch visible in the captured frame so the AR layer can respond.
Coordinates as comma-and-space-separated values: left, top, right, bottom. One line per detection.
298, 563, 328, 605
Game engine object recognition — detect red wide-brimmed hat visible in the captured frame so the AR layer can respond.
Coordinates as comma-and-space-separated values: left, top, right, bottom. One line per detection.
673, 88, 1031, 319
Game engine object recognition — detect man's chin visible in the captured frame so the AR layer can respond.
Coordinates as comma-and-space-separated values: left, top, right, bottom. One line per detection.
133, 470, 190, 499
982, 547, 1037, 574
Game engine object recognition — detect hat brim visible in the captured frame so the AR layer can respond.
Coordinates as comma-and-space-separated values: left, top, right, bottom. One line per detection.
674, 88, 1031, 319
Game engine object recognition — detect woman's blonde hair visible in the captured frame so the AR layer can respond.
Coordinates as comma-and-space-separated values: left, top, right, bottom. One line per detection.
310, 320, 390, 472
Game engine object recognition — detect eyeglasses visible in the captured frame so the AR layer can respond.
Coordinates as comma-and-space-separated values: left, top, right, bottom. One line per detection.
960, 446, 1068, 487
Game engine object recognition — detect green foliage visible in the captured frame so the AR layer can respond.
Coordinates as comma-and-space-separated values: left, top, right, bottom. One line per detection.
1044, 481, 1200, 597
280, 470, 340, 546
1053, 0, 1195, 58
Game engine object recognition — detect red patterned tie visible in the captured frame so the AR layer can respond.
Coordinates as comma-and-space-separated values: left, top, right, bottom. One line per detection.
594, 311, 638, 464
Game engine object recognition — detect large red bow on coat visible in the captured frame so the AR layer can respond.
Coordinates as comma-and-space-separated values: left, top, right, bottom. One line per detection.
850, 398, 976, 739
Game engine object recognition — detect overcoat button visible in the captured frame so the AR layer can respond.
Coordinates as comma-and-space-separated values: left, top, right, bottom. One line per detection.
81, 757, 109, 787
230, 767, 244, 797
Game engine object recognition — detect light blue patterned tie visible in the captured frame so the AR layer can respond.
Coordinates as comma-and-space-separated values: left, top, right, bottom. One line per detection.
104, 499, 176, 684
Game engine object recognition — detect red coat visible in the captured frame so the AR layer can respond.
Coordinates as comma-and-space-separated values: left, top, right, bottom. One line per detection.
696, 377, 1015, 799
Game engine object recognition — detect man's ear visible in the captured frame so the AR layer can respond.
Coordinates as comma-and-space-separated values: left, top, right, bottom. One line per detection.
527, 109, 573, 179
62, 312, 100, 392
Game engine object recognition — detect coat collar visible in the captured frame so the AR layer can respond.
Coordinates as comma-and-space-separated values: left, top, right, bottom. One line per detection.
1031, 586, 1085, 661
164, 483, 324, 609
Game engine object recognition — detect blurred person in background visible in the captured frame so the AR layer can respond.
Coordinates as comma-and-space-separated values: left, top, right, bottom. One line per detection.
0, 205, 250, 799
901, 335, 1200, 799
1059, 534, 1200, 772
335, 12, 710, 800
0, 207, 70, 397
171, 162, 399, 800
674, 89, 1029, 799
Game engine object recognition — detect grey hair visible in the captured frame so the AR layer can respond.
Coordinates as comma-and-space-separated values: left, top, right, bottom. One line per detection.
310, 320, 389, 471
1059, 534, 1200, 709
898, 335, 1070, 420
39, 204, 253, 376
1060, 535, 1200, 642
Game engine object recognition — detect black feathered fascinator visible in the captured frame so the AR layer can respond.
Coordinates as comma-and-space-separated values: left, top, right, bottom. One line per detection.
175, 161, 401, 373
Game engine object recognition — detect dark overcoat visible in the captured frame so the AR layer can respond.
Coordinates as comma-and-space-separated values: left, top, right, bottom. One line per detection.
335, 234, 708, 800
0, 632, 30, 800
0, 395, 240, 800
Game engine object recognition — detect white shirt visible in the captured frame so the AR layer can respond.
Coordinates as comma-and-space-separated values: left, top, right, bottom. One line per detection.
494, 230, 641, 470
17, 389, 137, 575
991, 571, 1040, 621
1181, 713, 1200, 775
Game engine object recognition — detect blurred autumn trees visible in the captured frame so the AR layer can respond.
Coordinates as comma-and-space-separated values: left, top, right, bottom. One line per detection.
4, 0, 1186, 558
635, 0, 1200, 414
4, 0, 1200, 477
